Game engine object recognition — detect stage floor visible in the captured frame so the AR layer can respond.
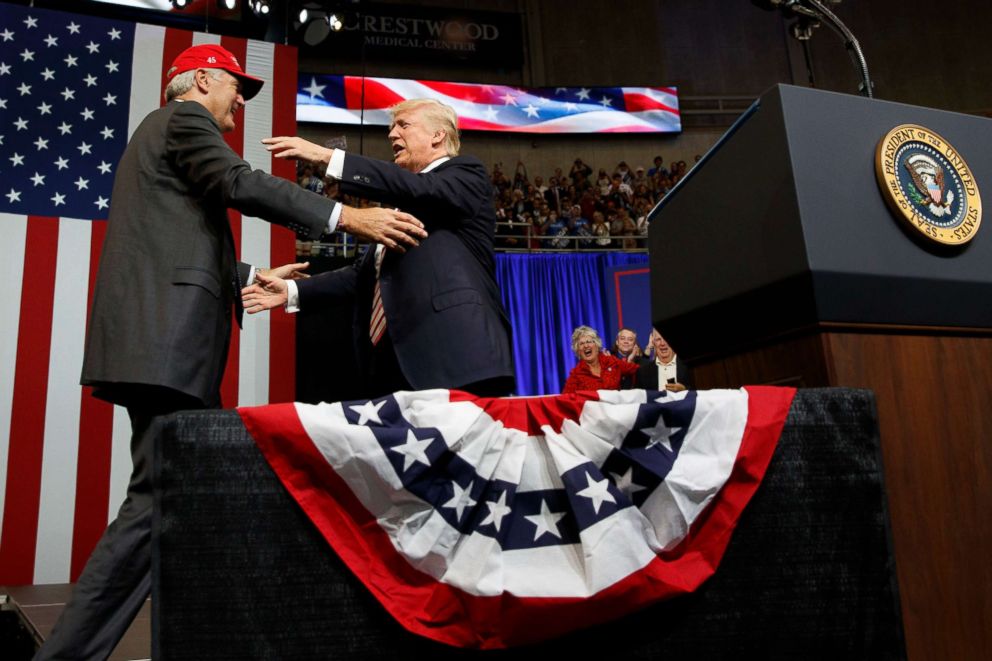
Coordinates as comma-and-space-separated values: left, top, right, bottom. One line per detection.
1, 583, 150, 660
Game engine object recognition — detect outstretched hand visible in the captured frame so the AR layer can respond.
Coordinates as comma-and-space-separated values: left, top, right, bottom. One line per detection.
259, 261, 310, 281
262, 136, 333, 167
242, 272, 289, 315
340, 205, 428, 252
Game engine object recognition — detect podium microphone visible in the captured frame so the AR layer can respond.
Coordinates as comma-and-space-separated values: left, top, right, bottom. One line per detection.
751, 0, 874, 98
750, 0, 820, 19
751, 0, 800, 11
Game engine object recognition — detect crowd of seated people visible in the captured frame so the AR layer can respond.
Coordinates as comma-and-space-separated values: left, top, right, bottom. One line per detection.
491, 156, 693, 250
292, 154, 696, 256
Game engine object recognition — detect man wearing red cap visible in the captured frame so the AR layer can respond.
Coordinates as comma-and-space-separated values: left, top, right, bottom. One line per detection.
37, 44, 426, 660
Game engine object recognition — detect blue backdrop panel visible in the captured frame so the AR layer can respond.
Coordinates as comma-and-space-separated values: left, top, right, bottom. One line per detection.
604, 264, 653, 349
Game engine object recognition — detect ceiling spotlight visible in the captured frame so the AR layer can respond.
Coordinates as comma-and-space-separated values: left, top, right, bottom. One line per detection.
218, 0, 237, 10
299, 7, 309, 23
250, 0, 270, 16
172, 0, 189, 8
327, 13, 343, 31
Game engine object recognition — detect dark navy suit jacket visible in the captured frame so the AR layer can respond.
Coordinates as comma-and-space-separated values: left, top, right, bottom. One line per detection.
296, 154, 515, 393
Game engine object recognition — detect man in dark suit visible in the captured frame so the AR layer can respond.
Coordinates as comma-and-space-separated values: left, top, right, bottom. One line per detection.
612, 327, 650, 389
243, 99, 515, 398
635, 328, 693, 392
38, 45, 426, 661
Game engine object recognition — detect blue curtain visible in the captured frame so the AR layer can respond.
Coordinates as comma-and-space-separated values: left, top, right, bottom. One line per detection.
495, 252, 650, 396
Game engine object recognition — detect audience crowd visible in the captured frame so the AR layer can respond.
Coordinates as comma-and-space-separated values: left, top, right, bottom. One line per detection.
294, 154, 698, 255
490, 155, 693, 250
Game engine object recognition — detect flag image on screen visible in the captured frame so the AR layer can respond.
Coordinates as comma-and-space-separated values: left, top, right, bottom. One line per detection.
298, 74, 681, 134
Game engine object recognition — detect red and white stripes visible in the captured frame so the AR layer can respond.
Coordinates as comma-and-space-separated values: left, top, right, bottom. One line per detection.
0, 22, 300, 586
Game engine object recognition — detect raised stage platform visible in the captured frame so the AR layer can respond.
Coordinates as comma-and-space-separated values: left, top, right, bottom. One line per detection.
3, 388, 905, 659
0, 584, 149, 660
153, 388, 904, 659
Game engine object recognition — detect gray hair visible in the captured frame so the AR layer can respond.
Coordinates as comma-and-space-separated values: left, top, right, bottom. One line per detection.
571, 325, 602, 357
389, 98, 460, 156
164, 67, 227, 102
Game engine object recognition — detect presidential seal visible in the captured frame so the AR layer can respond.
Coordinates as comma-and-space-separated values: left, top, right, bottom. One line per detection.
875, 124, 982, 246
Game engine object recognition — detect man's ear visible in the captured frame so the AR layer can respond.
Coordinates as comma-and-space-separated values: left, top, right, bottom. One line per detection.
193, 68, 211, 93
432, 129, 445, 149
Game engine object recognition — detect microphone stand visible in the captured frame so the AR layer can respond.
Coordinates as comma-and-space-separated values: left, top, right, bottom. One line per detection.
773, 0, 874, 98
803, 0, 873, 98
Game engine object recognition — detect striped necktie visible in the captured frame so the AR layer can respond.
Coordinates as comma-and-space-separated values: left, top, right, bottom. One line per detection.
369, 245, 386, 345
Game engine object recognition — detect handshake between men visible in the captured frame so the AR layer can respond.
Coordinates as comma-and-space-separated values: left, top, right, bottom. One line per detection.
241, 132, 431, 314
247, 201, 428, 313
48, 45, 429, 661
241, 98, 516, 402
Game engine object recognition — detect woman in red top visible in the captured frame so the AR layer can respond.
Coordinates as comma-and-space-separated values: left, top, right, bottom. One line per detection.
562, 326, 640, 394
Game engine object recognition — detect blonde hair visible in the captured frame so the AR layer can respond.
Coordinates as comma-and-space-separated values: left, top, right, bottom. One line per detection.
389, 98, 460, 156
571, 325, 602, 357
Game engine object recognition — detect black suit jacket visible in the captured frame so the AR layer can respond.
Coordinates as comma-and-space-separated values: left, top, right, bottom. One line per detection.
81, 100, 332, 407
297, 154, 515, 392
634, 357, 693, 391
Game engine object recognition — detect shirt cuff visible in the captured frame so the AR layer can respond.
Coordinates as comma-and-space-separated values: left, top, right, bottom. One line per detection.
246, 265, 257, 286
326, 203, 341, 234
285, 279, 301, 313
328, 148, 345, 180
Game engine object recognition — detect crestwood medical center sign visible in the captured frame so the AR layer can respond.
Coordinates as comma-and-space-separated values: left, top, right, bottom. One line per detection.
297, 3, 523, 66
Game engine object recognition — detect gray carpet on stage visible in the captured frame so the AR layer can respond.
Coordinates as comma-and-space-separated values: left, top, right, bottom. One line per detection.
152, 389, 905, 659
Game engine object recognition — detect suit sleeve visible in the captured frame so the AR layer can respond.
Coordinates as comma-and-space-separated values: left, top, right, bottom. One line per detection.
296, 261, 361, 309
166, 102, 335, 240
238, 261, 252, 287
338, 154, 489, 226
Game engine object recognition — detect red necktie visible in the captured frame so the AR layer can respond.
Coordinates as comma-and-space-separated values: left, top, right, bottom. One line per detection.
369, 245, 386, 345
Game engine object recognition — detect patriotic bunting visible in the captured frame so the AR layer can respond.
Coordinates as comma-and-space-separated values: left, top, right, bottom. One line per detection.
241, 386, 795, 648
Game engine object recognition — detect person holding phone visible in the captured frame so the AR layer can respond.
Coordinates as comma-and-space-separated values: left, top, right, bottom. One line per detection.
635, 329, 692, 392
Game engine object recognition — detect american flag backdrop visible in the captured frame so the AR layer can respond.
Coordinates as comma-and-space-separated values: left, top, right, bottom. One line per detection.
297, 74, 682, 133
0, 3, 300, 586
241, 386, 795, 648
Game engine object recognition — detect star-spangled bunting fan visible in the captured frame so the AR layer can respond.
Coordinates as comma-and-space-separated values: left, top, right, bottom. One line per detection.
0, 2, 299, 586
297, 74, 681, 133
240, 385, 795, 648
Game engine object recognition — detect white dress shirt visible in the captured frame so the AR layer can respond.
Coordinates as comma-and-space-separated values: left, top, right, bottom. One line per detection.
656, 355, 678, 386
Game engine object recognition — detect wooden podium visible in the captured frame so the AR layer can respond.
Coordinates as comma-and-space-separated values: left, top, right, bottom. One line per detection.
648, 84, 992, 660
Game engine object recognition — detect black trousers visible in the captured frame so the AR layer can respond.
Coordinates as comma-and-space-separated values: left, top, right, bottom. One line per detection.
367, 333, 412, 399
367, 334, 513, 400
35, 388, 202, 661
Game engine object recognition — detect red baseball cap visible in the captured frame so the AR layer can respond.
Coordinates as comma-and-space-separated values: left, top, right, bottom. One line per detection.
166, 44, 264, 100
